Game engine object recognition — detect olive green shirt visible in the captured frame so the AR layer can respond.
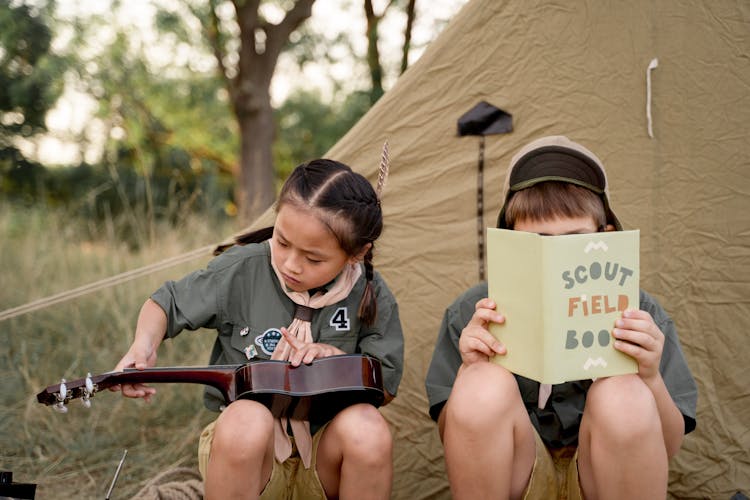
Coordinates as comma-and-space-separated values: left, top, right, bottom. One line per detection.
152, 241, 404, 412
425, 283, 697, 448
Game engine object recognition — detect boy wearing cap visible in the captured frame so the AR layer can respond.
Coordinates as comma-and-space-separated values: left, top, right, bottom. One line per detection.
425, 136, 697, 499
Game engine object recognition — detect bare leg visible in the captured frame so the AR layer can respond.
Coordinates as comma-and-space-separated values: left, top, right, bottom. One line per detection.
204, 400, 275, 500
316, 403, 393, 500
577, 374, 668, 500
441, 363, 536, 500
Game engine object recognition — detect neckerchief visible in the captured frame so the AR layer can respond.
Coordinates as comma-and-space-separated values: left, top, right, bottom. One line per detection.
268, 240, 362, 468
538, 383, 552, 409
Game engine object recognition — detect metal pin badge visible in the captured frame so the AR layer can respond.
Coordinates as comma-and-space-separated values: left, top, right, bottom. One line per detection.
244, 345, 257, 360
240, 327, 250, 336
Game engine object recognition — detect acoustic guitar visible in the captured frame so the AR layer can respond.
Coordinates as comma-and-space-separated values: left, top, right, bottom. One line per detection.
37, 354, 384, 422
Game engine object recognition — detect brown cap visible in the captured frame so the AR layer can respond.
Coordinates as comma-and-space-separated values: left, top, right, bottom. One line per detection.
496, 135, 622, 230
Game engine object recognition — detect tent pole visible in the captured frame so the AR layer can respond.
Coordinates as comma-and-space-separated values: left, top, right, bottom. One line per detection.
477, 136, 485, 281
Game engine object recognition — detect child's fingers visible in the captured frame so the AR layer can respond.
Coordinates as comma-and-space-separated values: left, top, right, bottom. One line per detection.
622, 309, 652, 321
280, 327, 304, 351
612, 310, 664, 380
616, 317, 652, 336
614, 328, 660, 356
292, 346, 311, 366
120, 383, 156, 400
469, 299, 505, 327
613, 337, 643, 358
286, 341, 318, 366
461, 329, 505, 356
288, 348, 304, 366
480, 330, 506, 355
619, 310, 659, 335
615, 311, 663, 348
110, 359, 135, 392
475, 298, 496, 311
466, 309, 505, 331
302, 349, 318, 365
613, 327, 644, 347
461, 337, 494, 357
294, 348, 314, 366
295, 344, 342, 365
613, 333, 659, 375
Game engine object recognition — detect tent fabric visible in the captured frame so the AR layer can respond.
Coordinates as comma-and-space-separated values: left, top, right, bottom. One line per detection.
240, 0, 750, 497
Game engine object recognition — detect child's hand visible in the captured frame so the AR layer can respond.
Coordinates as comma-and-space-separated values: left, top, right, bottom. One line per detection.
280, 327, 346, 366
613, 309, 665, 383
110, 342, 158, 402
459, 298, 507, 366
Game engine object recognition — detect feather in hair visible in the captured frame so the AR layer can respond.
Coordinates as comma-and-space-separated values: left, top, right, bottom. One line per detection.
377, 140, 390, 200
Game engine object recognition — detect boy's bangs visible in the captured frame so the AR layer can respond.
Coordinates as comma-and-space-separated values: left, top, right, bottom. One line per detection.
504, 183, 607, 228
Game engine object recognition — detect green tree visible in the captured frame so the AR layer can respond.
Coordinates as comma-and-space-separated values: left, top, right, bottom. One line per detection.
46, 11, 238, 240
191, 0, 316, 223
274, 88, 370, 179
0, 0, 65, 151
104, 0, 422, 225
363, 0, 417, 104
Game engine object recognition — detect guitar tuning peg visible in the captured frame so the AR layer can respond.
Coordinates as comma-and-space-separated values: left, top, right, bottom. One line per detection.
81, 374, 94, 409
85, 373, 94, 393
53, 378, 70, 413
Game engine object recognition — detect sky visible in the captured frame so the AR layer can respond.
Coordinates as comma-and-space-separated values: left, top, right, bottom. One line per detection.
29, 0, 469, 165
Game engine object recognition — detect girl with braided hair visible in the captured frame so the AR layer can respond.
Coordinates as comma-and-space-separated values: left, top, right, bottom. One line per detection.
113, 158, 404, 499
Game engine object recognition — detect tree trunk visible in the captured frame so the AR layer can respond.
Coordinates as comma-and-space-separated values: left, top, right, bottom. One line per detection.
364, 0, 385, 104
236, 87, 275, 223
203, 0, 315, 224
400, 0, 416, 74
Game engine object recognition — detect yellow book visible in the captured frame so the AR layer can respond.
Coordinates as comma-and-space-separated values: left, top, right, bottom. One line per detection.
486, 228, 639, 384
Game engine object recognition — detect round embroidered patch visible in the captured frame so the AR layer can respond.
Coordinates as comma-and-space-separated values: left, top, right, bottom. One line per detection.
255, 328, 282, 355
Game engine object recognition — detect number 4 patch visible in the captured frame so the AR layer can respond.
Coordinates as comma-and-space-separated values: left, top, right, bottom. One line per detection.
329, 307, 351, 331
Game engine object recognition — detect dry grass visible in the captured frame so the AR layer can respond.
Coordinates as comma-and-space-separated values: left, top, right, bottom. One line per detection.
0, 205, 236, 499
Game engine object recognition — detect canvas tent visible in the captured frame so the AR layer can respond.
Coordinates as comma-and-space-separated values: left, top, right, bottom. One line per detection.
239, 0, 750, 497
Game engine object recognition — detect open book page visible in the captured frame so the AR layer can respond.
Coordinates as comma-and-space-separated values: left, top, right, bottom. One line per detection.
485, 229, 544, 380
487, 228, 639, 384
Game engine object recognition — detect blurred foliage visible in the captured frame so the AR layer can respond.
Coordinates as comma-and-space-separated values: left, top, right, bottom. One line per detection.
1, 144, 233, 248
65, 17, 240, 227
0, 0, 372, 236
0, 0, 67, 146
274, 88, 371, 180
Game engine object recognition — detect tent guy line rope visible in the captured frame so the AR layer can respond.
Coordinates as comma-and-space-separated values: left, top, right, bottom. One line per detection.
0, 244, 216, 322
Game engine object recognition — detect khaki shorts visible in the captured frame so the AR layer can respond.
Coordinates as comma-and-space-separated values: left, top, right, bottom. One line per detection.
523, 429, 583, 500
198, 419, 328, 500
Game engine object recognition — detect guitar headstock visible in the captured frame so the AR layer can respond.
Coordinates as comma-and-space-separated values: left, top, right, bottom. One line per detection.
36, 373, 99, 412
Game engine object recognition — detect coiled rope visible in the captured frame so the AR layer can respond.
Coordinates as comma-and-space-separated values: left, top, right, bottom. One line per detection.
128, 466, 203, 500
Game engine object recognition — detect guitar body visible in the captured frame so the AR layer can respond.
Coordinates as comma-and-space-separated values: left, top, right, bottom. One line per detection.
37, 354, 385, 420
234, 355, 385, 420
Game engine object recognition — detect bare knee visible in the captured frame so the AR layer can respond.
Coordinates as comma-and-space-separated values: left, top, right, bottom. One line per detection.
447, 363, 521, 428
584, 374, 661, 443
212, 400, 274, 463
329, 404, 392, 464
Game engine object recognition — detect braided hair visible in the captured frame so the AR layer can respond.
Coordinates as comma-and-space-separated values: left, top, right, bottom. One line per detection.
280, 159, 384, 325
227, 158, 386, 325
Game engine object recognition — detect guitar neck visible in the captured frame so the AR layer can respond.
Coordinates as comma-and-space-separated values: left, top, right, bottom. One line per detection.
36, 365, 241, 406
36, 355, 385, 420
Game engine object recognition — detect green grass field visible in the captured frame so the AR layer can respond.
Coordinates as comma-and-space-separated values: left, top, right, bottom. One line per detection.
0, 204, 235, 498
